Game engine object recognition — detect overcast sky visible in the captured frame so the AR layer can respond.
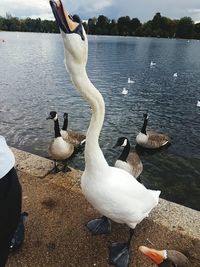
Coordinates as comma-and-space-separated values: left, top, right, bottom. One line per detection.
0, 0, 200, 23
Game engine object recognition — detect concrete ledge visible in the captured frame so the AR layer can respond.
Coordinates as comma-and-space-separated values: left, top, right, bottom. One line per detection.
7, 148, 200, 267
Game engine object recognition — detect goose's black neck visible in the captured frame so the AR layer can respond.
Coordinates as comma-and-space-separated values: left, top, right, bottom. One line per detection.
54, 119, 61, 138
118, 140, 130, 161
141, 118, 148, 135
62, 117, 68, 131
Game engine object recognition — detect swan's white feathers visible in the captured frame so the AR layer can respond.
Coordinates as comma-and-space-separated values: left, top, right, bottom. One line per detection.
81, 166, 160, 227
52, 1, 161, 231
62, 30, 88, 76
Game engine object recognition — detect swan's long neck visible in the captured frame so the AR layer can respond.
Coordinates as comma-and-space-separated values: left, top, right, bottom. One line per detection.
71, 69, 108, 170
141, 118, 148, 135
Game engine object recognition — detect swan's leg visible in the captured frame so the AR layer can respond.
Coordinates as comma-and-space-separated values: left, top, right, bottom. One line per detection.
48, 160, 60, 174
87, 216, 112, 235
108, 228, 134, 267
62, 160, 71, 173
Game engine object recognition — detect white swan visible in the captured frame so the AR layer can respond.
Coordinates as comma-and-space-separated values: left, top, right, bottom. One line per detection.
127, 77, 135, 84
121, 87, 128, 95
50, 1, 160, 266
173, 72, 178, 77
197, 100, 200, 107
150, 61, 156, 67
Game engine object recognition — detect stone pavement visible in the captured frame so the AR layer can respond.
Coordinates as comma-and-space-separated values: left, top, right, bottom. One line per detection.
6, 148, 200, 267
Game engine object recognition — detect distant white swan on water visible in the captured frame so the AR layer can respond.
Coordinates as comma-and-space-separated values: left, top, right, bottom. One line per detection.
122, 87, 128, 95
150, 61, 156, 67
128, 77, 135, 83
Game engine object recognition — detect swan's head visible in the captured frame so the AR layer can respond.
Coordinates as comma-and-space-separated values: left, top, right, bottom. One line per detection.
113, 137, 128, 148
63, 112, 68, 119
46, 111, 58, 121
49, 0, 88, 75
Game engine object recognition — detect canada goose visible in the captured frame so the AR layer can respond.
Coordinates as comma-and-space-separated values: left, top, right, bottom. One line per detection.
136, 113, 170, 149
61, 112, 86, 146
50, 2, 160, 266
139, 245, 190, 267
113, 137, 143, 181
121, 87, 128, 95
46, 111, 74, 173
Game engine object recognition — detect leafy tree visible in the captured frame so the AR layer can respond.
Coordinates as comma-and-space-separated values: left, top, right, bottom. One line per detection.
176, 17, 194, 39
194, 23, 200, 39
0, 13, 199, 40
117, 16, 131, 35
130, 18, 141, 35
96, 15, 110, 35
88, 17, 97, 34
109, 19, 118, 35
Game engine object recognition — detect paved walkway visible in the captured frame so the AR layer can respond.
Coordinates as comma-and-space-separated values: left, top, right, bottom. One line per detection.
6, 148, 200, 267
6, 169, 152, 267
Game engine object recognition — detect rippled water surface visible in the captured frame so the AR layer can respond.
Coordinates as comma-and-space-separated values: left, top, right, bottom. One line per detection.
0, 32, 200, 210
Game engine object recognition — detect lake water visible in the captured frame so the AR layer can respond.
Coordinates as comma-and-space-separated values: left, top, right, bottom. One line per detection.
0, 31, 200, 211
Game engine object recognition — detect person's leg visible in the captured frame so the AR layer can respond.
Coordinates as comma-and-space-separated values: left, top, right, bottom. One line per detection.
0, 168, 22, 267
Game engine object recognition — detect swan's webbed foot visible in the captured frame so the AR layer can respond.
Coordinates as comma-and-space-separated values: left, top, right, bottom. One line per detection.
108, 228, 134, 267
108, 242, 130, 267
86, 216, 111, 235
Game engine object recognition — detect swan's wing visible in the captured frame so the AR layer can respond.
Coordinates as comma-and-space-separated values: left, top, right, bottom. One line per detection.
127, 152, 143, 178
107, 167, 160, 214
82, 166, 160, 227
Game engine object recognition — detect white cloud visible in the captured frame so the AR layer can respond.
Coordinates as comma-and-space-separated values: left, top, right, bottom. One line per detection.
0, 0, 52, 19
0, 0, 200, 22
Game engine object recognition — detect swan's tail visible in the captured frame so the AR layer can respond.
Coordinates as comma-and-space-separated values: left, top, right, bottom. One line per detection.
150, 190, 161, 203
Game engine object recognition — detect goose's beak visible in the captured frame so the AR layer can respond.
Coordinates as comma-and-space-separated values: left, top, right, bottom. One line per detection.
139, 246, 166, 264
46, 116, 52, 120
49, 0, 84, 40
113, 143, 118, 148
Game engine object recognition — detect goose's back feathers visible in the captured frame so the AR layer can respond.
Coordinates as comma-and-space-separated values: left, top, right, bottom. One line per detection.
137, 131, 170, 149
115, 152, 143, 178
166, 250, 190, 267
127, 151, 143, 178
61, 129, 86, 146
147, 131, 170, 148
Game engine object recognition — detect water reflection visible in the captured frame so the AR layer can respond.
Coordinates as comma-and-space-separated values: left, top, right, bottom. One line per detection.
0, 32, 200, 211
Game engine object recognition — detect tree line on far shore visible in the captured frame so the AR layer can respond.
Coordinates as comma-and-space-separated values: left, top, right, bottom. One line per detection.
1, 12, 200, 40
